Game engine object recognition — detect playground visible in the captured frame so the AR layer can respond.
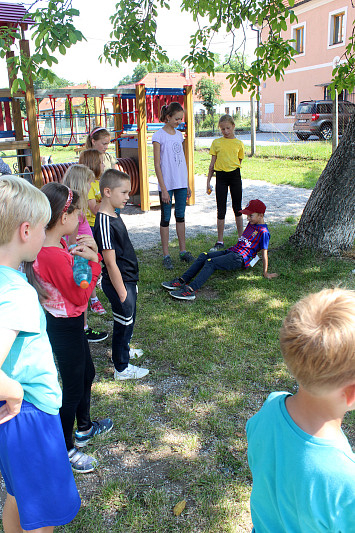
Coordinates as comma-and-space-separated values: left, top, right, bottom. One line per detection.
1, 9, 355, 533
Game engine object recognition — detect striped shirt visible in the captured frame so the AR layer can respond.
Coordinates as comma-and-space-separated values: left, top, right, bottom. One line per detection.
228, 223, 270, 268
93, 212, 138, 283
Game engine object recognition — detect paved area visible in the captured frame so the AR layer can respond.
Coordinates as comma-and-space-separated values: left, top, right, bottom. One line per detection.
195, 132, 321, 148
122, 175, 312, 251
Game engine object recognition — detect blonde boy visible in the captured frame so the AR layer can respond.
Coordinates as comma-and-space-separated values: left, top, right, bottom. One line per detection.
246, 288, 355, 532
0, 176, 80, 532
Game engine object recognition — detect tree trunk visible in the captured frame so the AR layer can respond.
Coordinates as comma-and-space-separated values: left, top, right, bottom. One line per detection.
290, 112, 355, 255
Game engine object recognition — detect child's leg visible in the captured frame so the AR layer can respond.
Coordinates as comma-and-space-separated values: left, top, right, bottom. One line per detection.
174, 188, 188, 252
102, 280, 136, 372
229, 168, 243, 238
46, 313, 94, 450
159, 191, 173, 256
215, 172, 229, 242
75, 334, 96, 434
189, 252, 244, 291
3, 494, 22, 533
3, 494, 55, 532
180, 250, 226, 284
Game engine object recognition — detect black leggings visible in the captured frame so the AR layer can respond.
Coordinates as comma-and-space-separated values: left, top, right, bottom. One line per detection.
46, 313, 95, 450
215, 168, 242, 220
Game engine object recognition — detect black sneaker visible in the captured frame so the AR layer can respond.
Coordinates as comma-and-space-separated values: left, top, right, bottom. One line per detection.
163, 255, 174, 270
180, 251, 194, 263
209, 242, 224, 252
170, 286, 196, 301
161, 278, 184, 290
85, 327, 108, 343
75, 418, 113, 448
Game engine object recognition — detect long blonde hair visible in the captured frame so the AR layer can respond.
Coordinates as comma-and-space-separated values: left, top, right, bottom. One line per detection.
63, 164, 95, 213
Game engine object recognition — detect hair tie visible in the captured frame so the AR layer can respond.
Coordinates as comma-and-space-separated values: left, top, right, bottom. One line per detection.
63, 188, 73, 213
90, 127, 106, 138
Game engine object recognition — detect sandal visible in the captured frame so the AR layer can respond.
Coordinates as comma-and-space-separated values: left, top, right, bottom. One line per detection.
68, 447, 97, 473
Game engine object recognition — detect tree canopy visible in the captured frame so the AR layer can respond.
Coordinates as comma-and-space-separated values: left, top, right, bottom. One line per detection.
118, 60, 184, 86
195, 78, 223, 116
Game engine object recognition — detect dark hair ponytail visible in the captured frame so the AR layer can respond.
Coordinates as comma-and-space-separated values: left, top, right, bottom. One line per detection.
159, 102, 184, 123
41, 182, 80, 230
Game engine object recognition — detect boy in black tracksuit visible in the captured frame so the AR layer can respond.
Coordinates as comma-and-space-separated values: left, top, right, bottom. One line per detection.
93, 169, 149, 381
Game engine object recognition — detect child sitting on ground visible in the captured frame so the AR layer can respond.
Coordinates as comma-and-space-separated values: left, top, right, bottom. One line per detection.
162, 199, 277, 300
0, 176, 80, 531
93, 169, 149, 380
246, 288, 355, 532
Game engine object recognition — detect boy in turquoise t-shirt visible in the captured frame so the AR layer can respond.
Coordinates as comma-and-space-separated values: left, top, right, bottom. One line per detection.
0, 176, 80, 532
246, 288, 355, 532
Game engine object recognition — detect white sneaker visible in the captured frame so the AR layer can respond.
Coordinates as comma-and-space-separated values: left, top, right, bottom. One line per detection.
129, 347, 144, 359
114, 364, 149, 380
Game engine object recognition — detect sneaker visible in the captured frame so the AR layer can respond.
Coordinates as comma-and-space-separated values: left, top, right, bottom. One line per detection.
161, 278, 184, 291
85, 327, 108, 343
170, 286, 196, 301
75, 418, 113, 448
129, 347, 144, 359
209, 242, 224, 252
163, 255, 174, 270
180, 251, 194, 263
114, 363, 149, 380
90, 299, 106, 315
68, 447, 97, 473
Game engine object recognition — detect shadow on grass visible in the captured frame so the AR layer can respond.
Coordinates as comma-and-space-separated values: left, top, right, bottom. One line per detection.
55, 224, 354, 533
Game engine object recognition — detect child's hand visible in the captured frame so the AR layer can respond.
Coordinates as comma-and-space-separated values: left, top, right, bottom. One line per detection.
76, 234, 98, 253
0, 395, 23, 424
161, 189, 170, 203
264, 272, 278, 279
72, 244, 98, 263
119, 286, 127, 303
187, 187, 192, 199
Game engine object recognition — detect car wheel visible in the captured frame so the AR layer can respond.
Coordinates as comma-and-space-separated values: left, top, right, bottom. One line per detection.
320, 123, 332, 140
296, 132, 310, 140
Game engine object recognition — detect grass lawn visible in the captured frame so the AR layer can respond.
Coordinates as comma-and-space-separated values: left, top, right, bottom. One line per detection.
2, 140, 332, 190
194, 142, 332, 189
47, 224, 355, 533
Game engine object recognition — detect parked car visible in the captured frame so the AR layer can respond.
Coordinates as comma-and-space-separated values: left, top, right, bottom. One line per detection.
293, 100, 355, 140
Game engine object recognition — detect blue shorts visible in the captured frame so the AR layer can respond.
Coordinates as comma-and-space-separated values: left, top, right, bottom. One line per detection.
160, 187, 187, 225
0, 400, 81, 529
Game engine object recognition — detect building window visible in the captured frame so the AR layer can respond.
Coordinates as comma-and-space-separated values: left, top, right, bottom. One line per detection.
285, 92, 297, 117
328, 8, 347, 47
292, 25, 305, 54
224, 107, 230, 115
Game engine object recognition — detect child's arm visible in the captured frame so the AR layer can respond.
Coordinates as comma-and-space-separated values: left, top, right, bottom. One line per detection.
88, 198, 100, 217
261, 249, 278, 279
0, 328, 24, 424
207, 155, 217, 193
102, 249, 127, 302
153, 141, 170, 203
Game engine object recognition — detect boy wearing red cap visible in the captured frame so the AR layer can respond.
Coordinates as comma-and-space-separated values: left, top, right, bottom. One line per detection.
162, 199, 277, 300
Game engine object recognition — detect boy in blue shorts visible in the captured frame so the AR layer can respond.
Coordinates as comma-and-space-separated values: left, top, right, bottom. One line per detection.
162, 199, 277, 300
246, 288, 355, 532
0, 176, 80, 532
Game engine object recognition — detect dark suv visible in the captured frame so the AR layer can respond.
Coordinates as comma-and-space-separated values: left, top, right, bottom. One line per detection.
293, 100, 355, 140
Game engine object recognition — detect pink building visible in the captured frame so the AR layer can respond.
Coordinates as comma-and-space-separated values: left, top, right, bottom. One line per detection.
259, 0, 353, 132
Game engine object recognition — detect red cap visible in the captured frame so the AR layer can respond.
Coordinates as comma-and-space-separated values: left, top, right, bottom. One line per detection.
241, 199, 266, 215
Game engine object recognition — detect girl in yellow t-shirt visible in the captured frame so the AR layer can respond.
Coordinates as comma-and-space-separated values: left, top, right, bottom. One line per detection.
206, 115, 245, 251
79, 149, 105, 229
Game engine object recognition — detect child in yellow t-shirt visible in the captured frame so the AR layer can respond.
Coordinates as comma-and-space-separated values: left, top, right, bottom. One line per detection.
79, 149, 105, 229
206, 114, 245, 251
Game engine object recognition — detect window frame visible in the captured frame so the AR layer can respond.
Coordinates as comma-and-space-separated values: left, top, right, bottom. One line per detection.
284, 91, 298, 118
291, 22, 306, 56
328, 7, 347, 49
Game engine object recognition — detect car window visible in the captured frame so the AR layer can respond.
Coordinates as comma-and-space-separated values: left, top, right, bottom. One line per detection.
296, 103, 316, 114
316, 103, 332, 114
